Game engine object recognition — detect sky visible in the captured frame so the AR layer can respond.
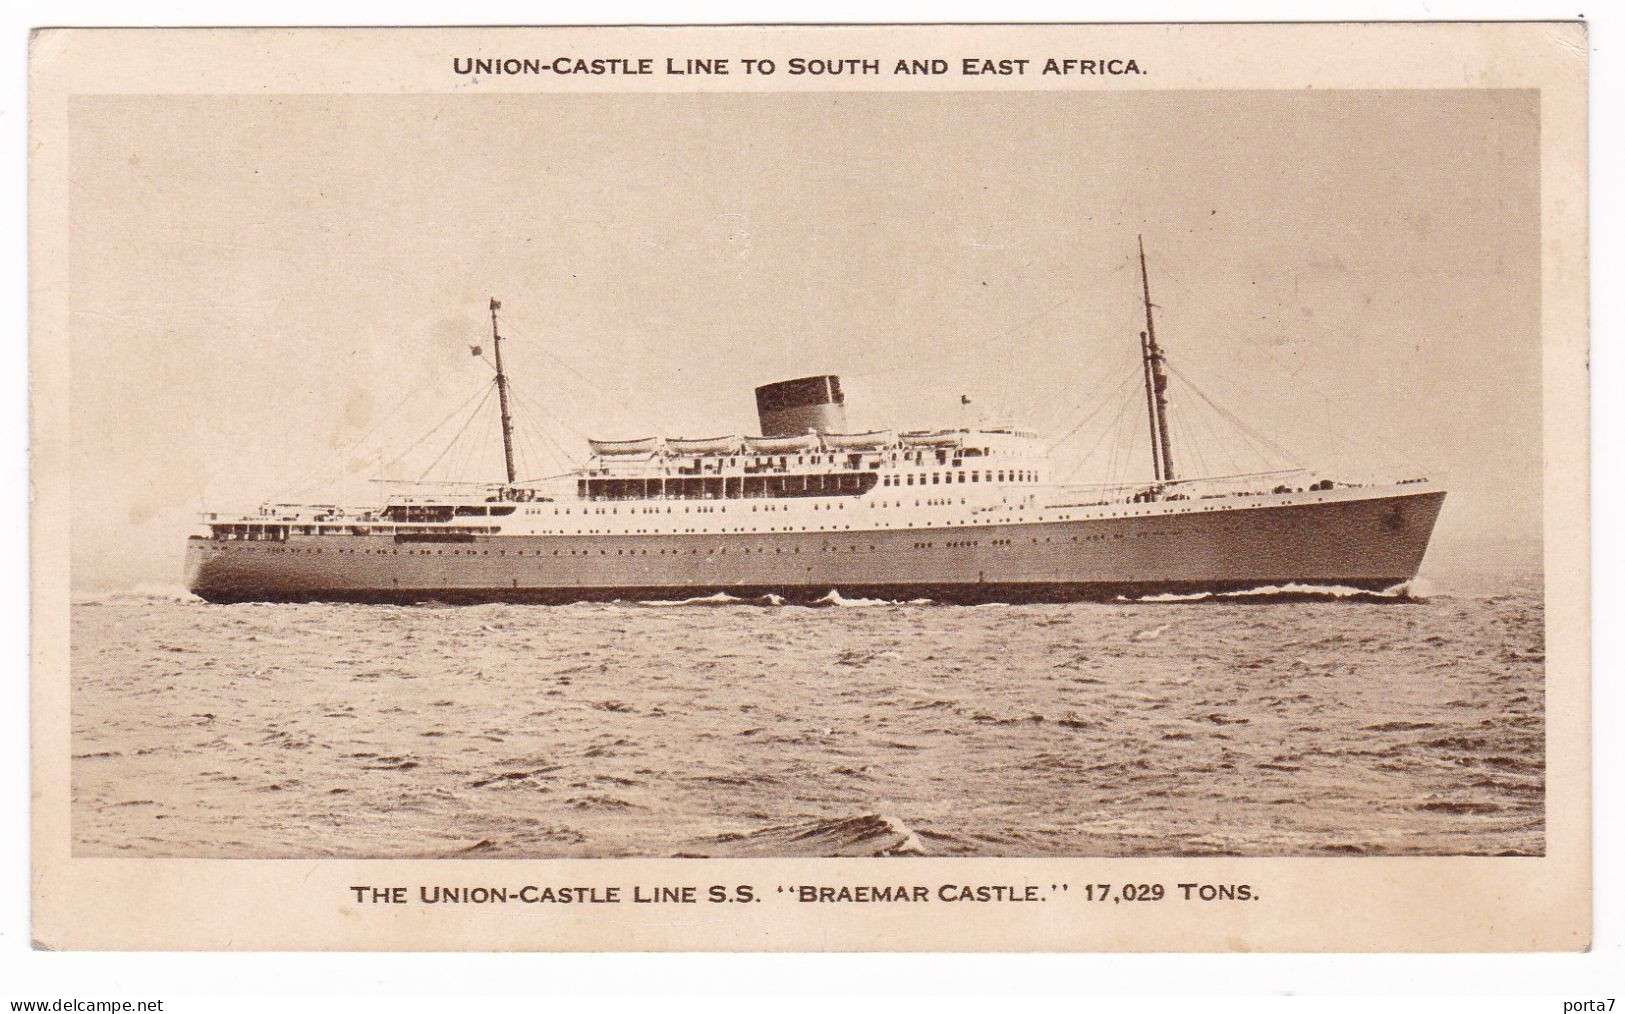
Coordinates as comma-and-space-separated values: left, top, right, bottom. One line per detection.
66, 89, 1541, 589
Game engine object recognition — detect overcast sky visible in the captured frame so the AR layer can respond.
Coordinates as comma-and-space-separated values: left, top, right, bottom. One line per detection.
67, 89, 1540, 589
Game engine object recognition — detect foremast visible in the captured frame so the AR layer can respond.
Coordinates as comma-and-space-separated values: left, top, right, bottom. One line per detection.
1137, 236, 1177, 483
489, 297, 518, 484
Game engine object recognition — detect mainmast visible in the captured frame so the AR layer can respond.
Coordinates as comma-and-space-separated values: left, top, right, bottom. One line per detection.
489, 297, 517, 484
1137, 236, 1176, 482
1138, 318, 1165, 483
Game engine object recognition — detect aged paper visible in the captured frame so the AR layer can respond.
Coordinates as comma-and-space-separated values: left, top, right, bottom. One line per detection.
30, 23, 1588, 951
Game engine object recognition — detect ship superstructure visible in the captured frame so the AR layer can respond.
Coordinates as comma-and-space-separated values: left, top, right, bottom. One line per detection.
185, 241, 1446, 603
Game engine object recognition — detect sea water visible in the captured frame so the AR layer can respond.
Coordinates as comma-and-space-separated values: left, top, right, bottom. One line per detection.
68, 573, 1544, 858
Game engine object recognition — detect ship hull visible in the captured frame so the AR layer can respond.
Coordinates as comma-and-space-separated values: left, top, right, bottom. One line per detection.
186, 488, 1445, 605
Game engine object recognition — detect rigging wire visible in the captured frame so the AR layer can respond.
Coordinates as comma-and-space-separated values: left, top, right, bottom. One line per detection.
1033, 340, 1142, 443
516, 409, 572, 480
1172, 407, 1211, 479
505, 381, 587, 469
1113, 380, 1146, 484
512, 421, 544, 481
370, 380, 494, 481
506, 375, 591, 444
444, 393, 482, 481
1079, 375, 1143, 486
1164, 361, 1304, 468
1171, 364, 1294, 468
1068, 377, 1141, 486
1046, 367, 1142, 455
842, 294, 1081, 383
417, 382, 496, 480
1149, 260, 1423, 472
1100, 399, 1123, 486
1180, 383, 1246, 475
1025, 303, 1149, 435
467, 392, 502, 479
275, 363, 462, 500
497, 319, 669, 434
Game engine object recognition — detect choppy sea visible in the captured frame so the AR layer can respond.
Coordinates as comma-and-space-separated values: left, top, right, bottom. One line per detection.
69, 573, 1544, 858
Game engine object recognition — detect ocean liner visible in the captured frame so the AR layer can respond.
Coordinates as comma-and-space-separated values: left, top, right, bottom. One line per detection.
185, 241, 1446, 604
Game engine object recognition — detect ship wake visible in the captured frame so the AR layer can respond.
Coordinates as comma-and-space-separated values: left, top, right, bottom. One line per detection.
635, 592, 752, 607
811, 589, 934, 608
72, 583, 205, 607
1119, 581, 1428, 605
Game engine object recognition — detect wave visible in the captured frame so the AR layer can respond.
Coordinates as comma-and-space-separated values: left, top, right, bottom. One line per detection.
813, 589, 889, 607
683, 813, 928, 858
635, 592, 750, 607
72, 583, 203, 606
810, 589, 933, 608
1118, 582, 1427, 605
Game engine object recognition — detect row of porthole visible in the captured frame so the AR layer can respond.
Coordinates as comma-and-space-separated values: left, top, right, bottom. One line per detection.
212, 535, 1145, 557
210, 527, 1179, 559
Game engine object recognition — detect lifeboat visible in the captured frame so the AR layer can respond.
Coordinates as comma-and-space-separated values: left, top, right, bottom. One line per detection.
588, 436, 663, 456
821, 430, 894, 450
899, 430, 963, 447
666, 435, 742, 455
744, 433, 820, 454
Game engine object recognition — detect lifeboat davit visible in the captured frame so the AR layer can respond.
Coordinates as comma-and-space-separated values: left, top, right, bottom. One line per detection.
744, 433, 820, 454
821, 430, 894, 450
899, 430, 963, 447
588, 436, 663, 456
666, 435, 741, 455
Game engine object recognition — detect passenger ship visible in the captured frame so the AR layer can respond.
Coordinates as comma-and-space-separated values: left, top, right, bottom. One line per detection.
185, 242, 1446, 604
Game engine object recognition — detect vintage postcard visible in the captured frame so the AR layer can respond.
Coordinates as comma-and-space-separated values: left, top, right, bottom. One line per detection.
29, 22, 1588, 951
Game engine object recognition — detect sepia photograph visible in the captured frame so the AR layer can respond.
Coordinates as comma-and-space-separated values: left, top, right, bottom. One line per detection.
66, 85, 1541, 861
28, 22, 1590, 953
